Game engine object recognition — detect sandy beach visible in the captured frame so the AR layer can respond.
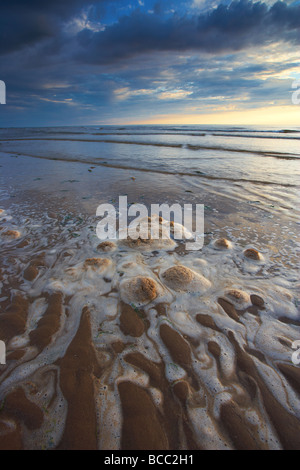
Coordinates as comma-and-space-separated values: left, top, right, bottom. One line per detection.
0, 125, 299, 450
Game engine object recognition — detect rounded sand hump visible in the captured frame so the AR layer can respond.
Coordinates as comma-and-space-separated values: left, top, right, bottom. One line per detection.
97, 241, 117, 252
243, 248, 263, 261
213, 238, 232, 250
161, 265, 211, 293
121, 236, 175, 250
83, 257, 111, 271
223, 288, 251, 308
119, 215, 177, 251
120, 276, 160, 306
1, 229, 21, 240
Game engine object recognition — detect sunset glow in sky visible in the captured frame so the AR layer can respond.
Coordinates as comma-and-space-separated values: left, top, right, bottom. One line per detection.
0, 0, 299, 127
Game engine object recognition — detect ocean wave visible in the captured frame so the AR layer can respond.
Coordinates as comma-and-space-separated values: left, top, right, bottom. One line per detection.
1, 137, 299, 159
0, 150, 297, 188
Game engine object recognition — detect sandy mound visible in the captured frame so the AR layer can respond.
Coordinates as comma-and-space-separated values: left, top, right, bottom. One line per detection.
1, 229, 21, 240
120, 276, 159, 305
83, 257, 111, 271
121, 235, 175, 251
250, 294, 265, 308
119, 216, 176, 251
97, 241, 117, 252
170, 223, 193, 240
224, 288, 251, 307
214, 238, 232, 249
23, 265, 39, 281
244, 248, 263, 261
161, 265, 211, 293
64, 266, 80, 280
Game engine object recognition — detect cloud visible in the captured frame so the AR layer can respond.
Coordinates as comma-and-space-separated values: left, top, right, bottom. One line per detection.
157, 89, 193, 99
77, 1, 300, 63
114, 87, 155, 100
38, 96, 75, 105
0, 1, 299, 126
1, 1, 299, 61
0, 0, 95, 55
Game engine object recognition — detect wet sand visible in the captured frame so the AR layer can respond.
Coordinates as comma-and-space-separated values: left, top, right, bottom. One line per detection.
0, 152, 300, 450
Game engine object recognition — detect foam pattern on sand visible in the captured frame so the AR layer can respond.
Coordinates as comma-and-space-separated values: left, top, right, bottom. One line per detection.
0, 209, 299, 450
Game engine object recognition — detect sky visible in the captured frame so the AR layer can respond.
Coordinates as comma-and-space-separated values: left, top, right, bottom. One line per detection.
0, 0, 299, 127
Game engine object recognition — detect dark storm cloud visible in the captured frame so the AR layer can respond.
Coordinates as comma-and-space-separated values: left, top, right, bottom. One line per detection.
0, 0, 92, 55
78, 1, 300, 63
1, 1, 299, 60
196, 0, 300, 50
